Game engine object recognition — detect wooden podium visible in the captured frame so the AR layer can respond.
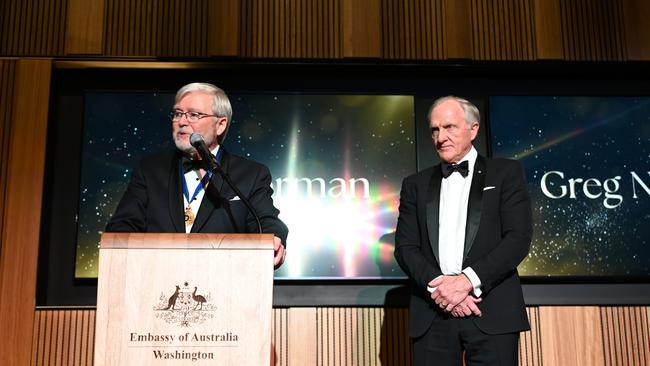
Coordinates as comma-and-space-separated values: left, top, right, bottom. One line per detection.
94, 233, 274, 365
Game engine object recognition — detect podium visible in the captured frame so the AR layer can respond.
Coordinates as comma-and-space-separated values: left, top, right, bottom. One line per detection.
94, 233, 274, 365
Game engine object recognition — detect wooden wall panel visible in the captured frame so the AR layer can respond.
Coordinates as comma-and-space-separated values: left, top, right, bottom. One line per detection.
559, 0, 626, 61
443, 0, 473, 59
0, 0, 67, 56
342, 0, 381, 58
104, 0, 211, 56
533, 0, 563, 59
315, 307, 411, 365
539, 306, 606, 365
381, 0, 445, 60
31, 306, 650, 365
2, 0, 649, 60
520, 307, 543, 366
600, 307, 650, 366
0, 58, 52, 366
208, 0, 241, 57
272, 308, 289, 366
288, 307, 317, 365
378, 308, 411, 366
65, 0, 105, 55
621, 0, 650, 61
0, 60, 16, 264
470, 0, 536, 60
241, 0, 341, 58
31, 309, 96, 366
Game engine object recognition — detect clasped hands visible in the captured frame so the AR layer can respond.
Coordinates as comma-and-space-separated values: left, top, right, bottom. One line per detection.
429, 274, 482, 318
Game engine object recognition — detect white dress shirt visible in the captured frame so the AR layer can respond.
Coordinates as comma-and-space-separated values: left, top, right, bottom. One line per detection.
429, 146, 483, 297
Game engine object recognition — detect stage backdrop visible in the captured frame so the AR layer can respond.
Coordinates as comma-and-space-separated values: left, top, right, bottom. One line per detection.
74, 93, 650, 281
76, 93, 415, 279
490, 96, 650, 277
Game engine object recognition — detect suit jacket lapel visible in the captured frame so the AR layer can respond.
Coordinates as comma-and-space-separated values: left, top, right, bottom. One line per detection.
191, 149, 227, 233
426, 166, 443, 265
464, 155, 485, 257
169, 153, 185, 233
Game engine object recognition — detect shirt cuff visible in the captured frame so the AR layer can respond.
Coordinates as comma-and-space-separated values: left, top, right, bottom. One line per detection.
427, 274, 443, 293
462, 267, 482, 297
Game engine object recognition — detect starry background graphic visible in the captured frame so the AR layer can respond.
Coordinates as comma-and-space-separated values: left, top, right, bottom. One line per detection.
490, 96, 650, 277
76, 93, 415, 279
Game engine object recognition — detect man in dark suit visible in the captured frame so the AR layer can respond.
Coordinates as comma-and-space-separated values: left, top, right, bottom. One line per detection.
106, 82, 288, 268
394, 96, 532, 365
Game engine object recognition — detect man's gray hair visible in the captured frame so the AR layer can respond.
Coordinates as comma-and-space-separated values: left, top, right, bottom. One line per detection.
428, 96, 480, 128
175, 82, 233, 143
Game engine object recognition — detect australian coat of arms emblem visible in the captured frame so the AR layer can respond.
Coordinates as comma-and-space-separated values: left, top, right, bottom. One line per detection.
154, 282, 216, 327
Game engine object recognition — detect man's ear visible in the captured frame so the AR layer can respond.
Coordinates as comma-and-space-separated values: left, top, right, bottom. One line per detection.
470, 122, 479, 141
216, 117, 228, 136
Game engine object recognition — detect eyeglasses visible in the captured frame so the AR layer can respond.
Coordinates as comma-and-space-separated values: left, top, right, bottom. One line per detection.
169, 110, 217, 123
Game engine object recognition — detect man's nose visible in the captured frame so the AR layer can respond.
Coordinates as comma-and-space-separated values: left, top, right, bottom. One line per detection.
436, 129, 447, 143
178, 115, 190, 126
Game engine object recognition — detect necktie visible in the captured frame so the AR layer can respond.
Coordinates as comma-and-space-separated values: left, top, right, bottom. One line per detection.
441, 160, 469, 178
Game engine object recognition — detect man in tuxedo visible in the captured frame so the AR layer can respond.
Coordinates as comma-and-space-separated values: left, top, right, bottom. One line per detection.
106, 82, 288, 268
394, 96, 532, 365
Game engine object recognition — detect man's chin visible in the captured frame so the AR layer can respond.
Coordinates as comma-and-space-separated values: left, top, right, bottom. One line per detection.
174, 142, 195, 155
437, 150, 452, 160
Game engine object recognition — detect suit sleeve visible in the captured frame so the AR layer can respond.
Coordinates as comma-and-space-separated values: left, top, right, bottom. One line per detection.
105, 160, 148, 232
394, 176, 441, 289
245, 165, 289, 246
471, 161, 532, 294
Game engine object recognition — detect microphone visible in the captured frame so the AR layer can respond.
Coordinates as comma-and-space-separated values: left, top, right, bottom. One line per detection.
189, 133, 219, 172
188, 133, 262, 234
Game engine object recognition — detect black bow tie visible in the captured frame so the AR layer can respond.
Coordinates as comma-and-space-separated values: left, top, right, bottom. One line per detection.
181, 157, 204, 173
441, 160, 469, 178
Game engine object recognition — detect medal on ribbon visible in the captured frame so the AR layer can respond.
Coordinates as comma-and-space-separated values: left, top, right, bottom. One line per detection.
180, 161, 212, 227
184, 206, 195, 226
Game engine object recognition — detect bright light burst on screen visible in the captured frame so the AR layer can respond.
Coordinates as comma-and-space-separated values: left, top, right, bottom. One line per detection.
274, 183, 400, 278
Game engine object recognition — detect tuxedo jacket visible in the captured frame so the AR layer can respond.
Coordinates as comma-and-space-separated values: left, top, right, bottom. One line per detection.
394, 155, 531, 337
106, 148, 288, 245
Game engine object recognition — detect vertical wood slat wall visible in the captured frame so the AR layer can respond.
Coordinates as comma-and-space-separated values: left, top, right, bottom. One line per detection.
1, 0, 649, 60
601, 307, 650, 366
240, 0, 341, 58
317, 307, 410, 365
272, 307, 289, 366
0, 0, 67, 56
381, 0, 445, 60
104, 0, 210, 56
470, 0, 537, 60
559, 0, 626, 61
520, 307, 543, 366
30, 307, 649, 365
381, 0, 539, 61
31, 309, 95, 366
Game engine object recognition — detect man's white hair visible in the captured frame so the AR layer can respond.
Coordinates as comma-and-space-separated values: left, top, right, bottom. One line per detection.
428, 95, 480, 128
175, 82, 233, 143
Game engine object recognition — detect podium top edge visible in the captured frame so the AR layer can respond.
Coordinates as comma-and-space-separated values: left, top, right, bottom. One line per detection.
99, 233, 275, 249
